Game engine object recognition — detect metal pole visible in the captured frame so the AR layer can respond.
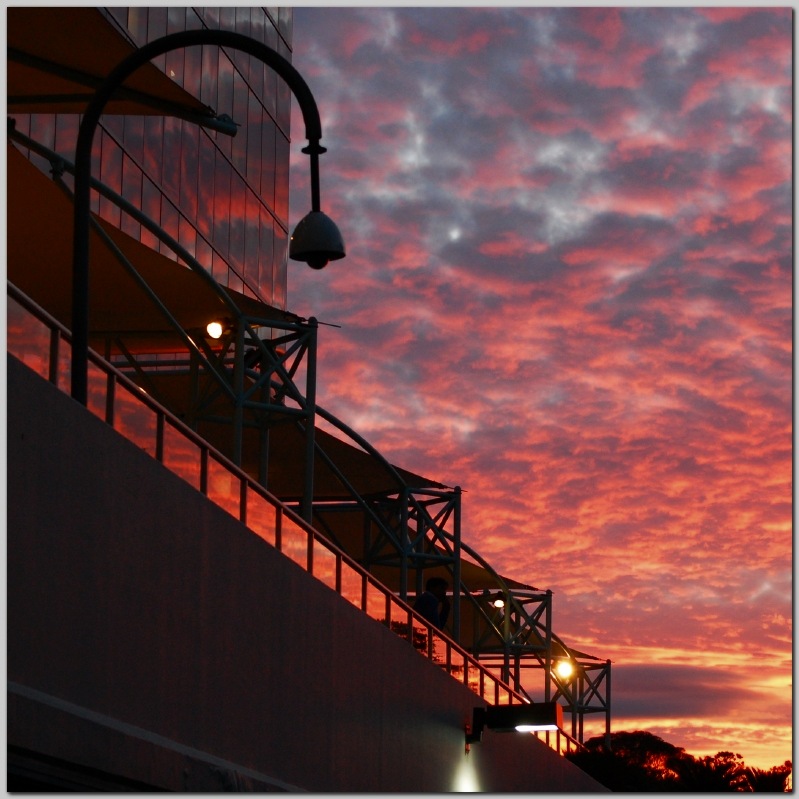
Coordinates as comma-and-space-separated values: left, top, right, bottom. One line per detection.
258, 347, 271, 489
452, 485, 462, 644
604, 659, 612, 748
232, 320, 245, 466
300, 318, 318, 523
399, 487, 409, 601
502, 589, 512, 685
307, 149, 322, 212
72, 29, 327, 404
544, 589, 553, 703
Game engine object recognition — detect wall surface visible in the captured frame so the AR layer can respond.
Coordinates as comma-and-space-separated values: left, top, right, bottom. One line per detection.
7, 355, 606, 792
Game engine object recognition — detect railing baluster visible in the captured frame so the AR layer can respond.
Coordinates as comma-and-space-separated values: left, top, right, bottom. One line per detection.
200, 446, 209, 494
48, 328, 59, 385
8, 281, 582, 758
155, 412, 164, 462
239, 479, 247, 526
105, 371, 116, 425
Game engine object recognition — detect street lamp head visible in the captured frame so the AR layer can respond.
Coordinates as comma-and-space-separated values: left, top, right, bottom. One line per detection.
289, 210, 345, 270
206, 320, 224, 339
554, 659, 575, 680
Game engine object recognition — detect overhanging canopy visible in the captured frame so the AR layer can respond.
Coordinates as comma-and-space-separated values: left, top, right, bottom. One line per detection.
8, 138, 444, 498
7, 141, 291, 345
7, 7, 217, 121
8, 146, 600, 662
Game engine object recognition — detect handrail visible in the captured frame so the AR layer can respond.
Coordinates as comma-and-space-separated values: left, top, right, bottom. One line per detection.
9, 283, 584, 733
7, 124, 596, 751
7, 128, 580, 679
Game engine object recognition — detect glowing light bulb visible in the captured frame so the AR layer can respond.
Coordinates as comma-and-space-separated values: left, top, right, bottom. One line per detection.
515, 723, 558, 732
207, 321, 224, 339
555, 660, 574, 680
491, 597, 505, 609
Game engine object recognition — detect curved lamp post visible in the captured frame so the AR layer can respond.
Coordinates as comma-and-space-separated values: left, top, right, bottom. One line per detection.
71, 29, 345, 404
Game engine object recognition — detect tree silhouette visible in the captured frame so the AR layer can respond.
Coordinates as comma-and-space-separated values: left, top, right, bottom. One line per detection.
567, 731, 793, 792
570, 731, 684, 790
669, 750, 751, 791
748, 762, 793, 793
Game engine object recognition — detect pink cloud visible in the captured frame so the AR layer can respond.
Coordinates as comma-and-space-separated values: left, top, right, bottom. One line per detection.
290, 7, 793, 770
696, 8, 762, 23
478, 233, 548, 259
407, 27, 493, 58
575, 8, 625, 52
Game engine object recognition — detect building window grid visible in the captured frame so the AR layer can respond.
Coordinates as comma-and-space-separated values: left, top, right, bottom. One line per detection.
92, 6, 292, 306
12, 8, 291, 307
104, 5, 295, 161
90, 117, 263, 300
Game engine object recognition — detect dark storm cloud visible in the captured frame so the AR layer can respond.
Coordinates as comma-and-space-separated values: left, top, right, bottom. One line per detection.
613, 663, 791, 727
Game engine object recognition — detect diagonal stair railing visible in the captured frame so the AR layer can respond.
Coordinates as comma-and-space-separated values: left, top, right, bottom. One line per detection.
7, 280, 583, 756
8, 124, 605, 747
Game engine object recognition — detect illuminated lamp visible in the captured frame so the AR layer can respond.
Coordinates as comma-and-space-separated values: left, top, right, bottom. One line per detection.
69, 28, 346, 405
289, 210, 345, 270
554, 659, 575, 680
478, 589, 505, 609
466, 702, 563, 745
206, 320, 225, 339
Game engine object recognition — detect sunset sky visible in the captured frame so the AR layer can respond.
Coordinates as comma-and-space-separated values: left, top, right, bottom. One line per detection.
285, 6, 792, 770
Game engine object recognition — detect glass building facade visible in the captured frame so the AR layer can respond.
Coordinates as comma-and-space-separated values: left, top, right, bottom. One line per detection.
12, 6, 293, 309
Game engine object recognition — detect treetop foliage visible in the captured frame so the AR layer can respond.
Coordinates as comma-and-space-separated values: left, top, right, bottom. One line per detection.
566, 730, 792, 792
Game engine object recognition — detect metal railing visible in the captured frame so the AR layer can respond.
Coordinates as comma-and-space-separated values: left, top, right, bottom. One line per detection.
8, 283, 587, 754
9, 282, 585, 754
8, 283, 535, 711
533, 728, 583, 756
7, 129, 603, 748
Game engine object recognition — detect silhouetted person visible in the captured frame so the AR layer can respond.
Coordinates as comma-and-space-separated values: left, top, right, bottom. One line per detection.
414, 577, 450, 630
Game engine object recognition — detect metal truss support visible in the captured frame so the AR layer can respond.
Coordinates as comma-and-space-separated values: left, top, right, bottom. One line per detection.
307, 486, 464, 642
465, 588, 553, 697
11, 119, 613, 747
550, 658, 612, 742
458, 573, 612, 745
363, 488, 461, 584
9, 124, 321, 523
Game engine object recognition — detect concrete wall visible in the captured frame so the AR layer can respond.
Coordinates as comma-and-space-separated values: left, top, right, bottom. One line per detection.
7, 355, 606, 792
